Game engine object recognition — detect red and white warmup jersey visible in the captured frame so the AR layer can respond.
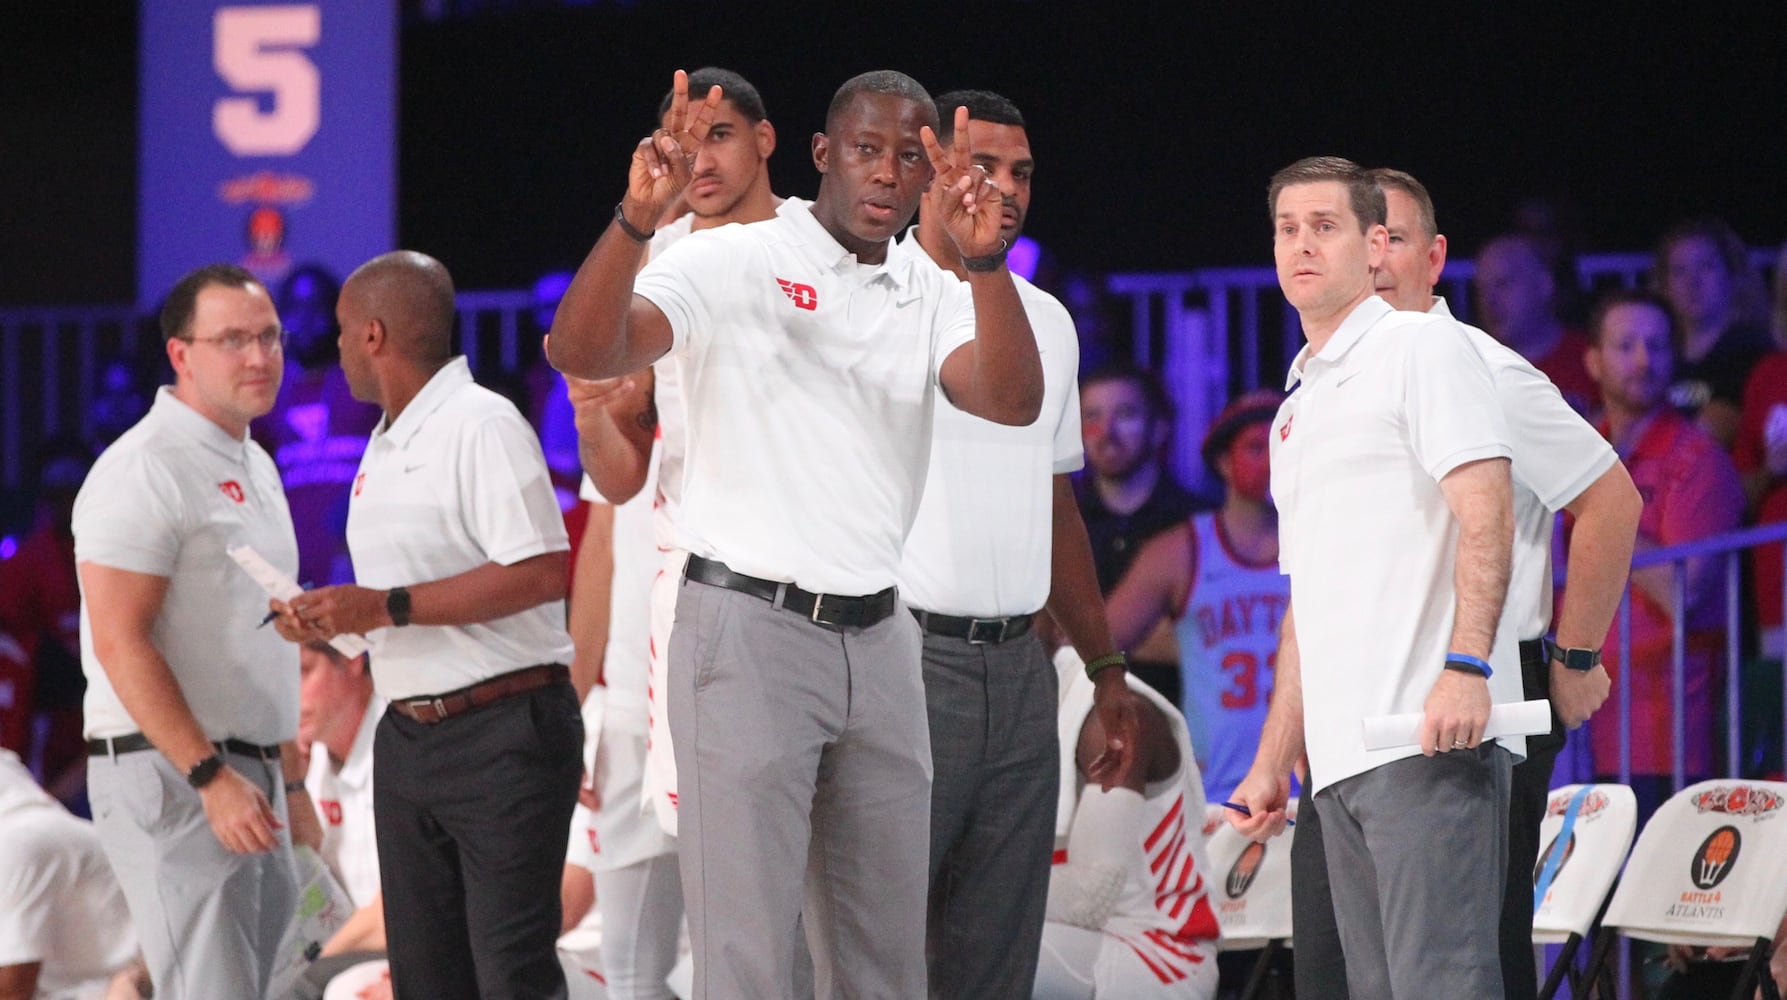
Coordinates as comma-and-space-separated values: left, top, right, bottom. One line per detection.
1050, 649, 1220, 996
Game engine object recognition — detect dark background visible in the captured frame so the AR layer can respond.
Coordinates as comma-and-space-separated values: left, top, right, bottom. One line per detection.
6, 2, 1787, 306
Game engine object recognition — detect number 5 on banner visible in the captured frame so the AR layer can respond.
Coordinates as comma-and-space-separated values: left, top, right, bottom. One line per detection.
213, 5, 321, 156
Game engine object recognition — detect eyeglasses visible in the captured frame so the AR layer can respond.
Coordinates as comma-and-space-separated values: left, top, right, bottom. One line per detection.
183, 329, 289, 355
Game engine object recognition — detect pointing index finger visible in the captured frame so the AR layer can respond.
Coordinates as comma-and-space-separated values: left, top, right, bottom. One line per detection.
950, 105, 972, 175
666, 69, 689, 135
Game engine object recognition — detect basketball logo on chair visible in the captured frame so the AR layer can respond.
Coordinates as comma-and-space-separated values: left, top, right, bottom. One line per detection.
1690, 826, 1741, 890
1226, 840, 1266, 899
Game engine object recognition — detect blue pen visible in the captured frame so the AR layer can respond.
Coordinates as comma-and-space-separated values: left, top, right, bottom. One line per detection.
1222, 800, 1295, 826
257, 582, 313, 628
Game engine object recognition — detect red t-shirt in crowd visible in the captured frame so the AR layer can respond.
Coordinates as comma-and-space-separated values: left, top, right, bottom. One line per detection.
1530, 327, 1601, 418
1582, 410, 1743, 777
1733, 351, 1787, 633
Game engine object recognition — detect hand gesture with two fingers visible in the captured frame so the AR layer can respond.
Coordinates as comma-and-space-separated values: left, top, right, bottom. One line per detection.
624, 70, 722, 227
920, 105, 1007, 261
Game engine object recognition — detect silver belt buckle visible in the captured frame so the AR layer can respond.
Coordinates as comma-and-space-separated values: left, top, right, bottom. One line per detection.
966, 617, 1009, 645
809, 592, 838, 627
431, 697, 449, 721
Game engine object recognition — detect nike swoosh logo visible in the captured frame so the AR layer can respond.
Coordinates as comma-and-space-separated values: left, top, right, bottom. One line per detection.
1335, 371, 1362, 387
403, 463, 426, 473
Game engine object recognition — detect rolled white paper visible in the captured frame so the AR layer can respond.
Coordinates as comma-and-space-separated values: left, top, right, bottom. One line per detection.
1361, 699, 1552, 751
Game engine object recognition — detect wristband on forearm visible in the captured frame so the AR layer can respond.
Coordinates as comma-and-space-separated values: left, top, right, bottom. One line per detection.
613, 201, 652, 243
1443, 651, 1493, 678
1084, 651, 1127, 681
961, 239, 1010, 273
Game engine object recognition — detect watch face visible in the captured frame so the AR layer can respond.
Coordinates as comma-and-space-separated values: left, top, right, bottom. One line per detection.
1556, 647, 1598, 672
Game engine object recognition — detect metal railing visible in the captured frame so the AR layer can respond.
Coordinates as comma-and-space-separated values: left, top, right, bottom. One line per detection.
2, 246, 1777, 498
0, 291, 542, 497
1605, 521, 1787, 792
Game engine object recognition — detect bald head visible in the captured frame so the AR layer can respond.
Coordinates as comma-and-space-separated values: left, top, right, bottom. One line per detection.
343, 251, 456, 363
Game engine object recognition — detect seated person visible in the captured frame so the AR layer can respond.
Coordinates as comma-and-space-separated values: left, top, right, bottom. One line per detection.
281, 643, 385, 999
1735, 351, 1787, 664
1573, 290, 1744, 819
1651, 215, 1774, 448
1074, 365, 1208, 706
1104, 390, 1287, 806
0, 747, 145, 999
1035, 651, 1220, 1000
1472, 232, 1600, 416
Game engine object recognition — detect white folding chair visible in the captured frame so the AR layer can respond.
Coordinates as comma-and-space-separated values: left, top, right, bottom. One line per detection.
1203, 799, 1297, 1000
1587, 780, 1787, 1000
1529, 784, 1637, 999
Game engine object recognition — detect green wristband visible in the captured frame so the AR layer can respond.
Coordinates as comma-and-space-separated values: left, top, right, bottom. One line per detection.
1084, 651, 1127, 681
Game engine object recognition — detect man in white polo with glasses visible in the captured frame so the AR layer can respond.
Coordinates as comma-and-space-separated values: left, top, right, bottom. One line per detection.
76, 262, 312, 999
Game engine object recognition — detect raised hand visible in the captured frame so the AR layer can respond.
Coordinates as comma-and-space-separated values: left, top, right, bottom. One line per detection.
624, 69, 722, 227
920, 104, 1007, 260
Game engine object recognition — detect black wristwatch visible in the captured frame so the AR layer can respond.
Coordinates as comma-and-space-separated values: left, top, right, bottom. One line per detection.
386, 586, 412, 627
1546, 638, 1601, 673
186, 754, 226, 790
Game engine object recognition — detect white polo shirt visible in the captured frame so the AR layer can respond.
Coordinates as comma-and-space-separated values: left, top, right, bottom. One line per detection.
1271, 296, 1520, 791
75, 387, 300, 743
1432, 299, 1617, 642
306, 696, 384, 907
346, 358, 574, 700
895, 230, 1084, 617
636, 201, 977, 595
0, 751, 138, 995
645, 197, 810, 552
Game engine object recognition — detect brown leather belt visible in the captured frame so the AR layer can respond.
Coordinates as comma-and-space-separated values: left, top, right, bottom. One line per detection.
388, 663, 569, 725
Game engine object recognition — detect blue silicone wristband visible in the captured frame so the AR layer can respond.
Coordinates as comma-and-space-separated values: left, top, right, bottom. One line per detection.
1444, 652, 1493, 678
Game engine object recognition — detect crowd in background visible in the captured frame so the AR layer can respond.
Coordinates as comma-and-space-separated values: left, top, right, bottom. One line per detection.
3, 200, 1787, 997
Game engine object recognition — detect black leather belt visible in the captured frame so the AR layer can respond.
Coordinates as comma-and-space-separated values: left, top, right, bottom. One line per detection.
1519, 639, 1547, 669
911, 608, 1035, 645
87, 733, 281, 760
684, 555, 898, 630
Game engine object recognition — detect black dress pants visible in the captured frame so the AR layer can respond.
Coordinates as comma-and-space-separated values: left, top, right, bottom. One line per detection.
374, 679, 583, 1000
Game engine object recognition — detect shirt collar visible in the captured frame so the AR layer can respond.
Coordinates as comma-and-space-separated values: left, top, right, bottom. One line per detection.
151, 385, 255, 462
377, 357, 472, 448
1284, 295, 1394, 390
783, 201, 911, 292
1428, 296, 1454, 318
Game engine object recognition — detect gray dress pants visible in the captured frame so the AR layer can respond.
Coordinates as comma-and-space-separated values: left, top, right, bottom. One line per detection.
90, 745, 297, 1000
669, 579, 932, 1000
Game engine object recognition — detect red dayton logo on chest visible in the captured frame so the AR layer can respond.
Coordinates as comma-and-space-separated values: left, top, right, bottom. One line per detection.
1278, 414, 1294, 441
1691, 784, 1785, 816
353, 472, 366, 497
218, 480, 245, 503
776, 277, 818, 311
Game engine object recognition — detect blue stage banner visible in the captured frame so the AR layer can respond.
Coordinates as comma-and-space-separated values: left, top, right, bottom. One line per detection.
138, 1, 395, 308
